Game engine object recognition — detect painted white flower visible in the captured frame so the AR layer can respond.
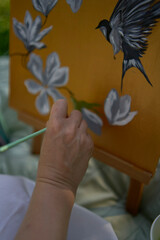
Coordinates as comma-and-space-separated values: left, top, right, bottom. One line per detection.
13, 11, 52, 52
25, 52, 69, 115
104, 89, 138, 126
82, 108, 103, 135
66, 0, 83, 13
32, 0, 58, 16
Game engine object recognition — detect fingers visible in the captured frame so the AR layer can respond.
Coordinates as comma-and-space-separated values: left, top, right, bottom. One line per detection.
68, 111, 89, 135
48, 101, 89, 140
49, 99, 68, 122
68, 110, 83, 128
79, 119, 88, 132
78, 119, 93, 153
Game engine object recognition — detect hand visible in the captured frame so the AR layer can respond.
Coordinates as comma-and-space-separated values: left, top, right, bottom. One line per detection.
37, 99, 94, 195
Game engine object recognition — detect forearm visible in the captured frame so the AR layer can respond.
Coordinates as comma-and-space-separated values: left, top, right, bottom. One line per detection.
15, 100, 93, 240
15, 182, 75, 240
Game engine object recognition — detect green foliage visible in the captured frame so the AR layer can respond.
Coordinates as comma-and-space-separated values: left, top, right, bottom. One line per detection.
0, 0, 10, 55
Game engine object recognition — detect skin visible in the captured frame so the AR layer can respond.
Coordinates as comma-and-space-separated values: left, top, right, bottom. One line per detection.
15, 99, 94, 240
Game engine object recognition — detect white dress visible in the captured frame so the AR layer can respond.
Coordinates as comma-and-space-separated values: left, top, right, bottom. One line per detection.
0, 174, 118, 240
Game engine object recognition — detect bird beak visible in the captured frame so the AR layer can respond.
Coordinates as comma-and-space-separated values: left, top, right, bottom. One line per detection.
95, 25, 99, 30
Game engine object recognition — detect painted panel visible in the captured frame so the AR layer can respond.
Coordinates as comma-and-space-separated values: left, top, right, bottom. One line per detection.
9, 0, 160, 173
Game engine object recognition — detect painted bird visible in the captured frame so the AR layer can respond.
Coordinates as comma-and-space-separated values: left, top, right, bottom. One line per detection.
96, 0, 160, 91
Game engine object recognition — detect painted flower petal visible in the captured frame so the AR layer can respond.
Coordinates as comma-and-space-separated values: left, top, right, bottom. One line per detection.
45, 0, 58, 16
24, 11, 33, 31
115, 95, 131, 121
13, 18, 27, 43
47, 88, 65, 102
82, 108, 103, 135
27, 53, 43, 82
44, 52, 60, 81
32, 0, 46, 15
29, 41, 46, 50
113, 111, 138, 126
66, 0, 83, 13
104, 89, 119, 124
48, 67, 69, 87
32, 0, 57, 16
30, 16, 42, 41
36, 89, 50, 115
35, 25, 52, 42
24, 79, 43, 94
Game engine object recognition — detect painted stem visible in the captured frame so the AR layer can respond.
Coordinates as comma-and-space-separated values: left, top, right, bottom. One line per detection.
0, 128, 46, 153
42, 15, 48, 28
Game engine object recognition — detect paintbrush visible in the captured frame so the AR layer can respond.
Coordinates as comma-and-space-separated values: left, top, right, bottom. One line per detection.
0, 127, 46, 152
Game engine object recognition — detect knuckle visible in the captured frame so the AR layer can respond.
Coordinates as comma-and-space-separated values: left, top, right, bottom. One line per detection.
82, 119, 88, 129
72, 109, 82, 117
70, 110, 82, 123
53, 120, 62, 132
48, 119, 62, 134
64, 125, 76, 142
80, 133, 88, 146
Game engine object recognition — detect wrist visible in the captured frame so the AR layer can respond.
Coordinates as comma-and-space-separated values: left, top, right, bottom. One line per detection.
35, 180, 75, 206
37, 164, 77, 196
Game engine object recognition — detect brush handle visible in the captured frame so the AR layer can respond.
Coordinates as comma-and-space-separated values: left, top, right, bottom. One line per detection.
0, 128, 47, 152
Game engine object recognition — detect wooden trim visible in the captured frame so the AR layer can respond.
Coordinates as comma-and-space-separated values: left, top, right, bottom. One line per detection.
93, 147, 152, 184
18, 111, 46, 129
126, 179, 144, 215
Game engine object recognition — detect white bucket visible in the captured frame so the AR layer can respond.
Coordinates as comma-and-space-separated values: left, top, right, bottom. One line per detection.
150, 215, 160, 240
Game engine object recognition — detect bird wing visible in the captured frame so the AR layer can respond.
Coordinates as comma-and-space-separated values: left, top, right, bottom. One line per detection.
109, 12, 123, 55
109, 0, 160, 57
109, 0, 126, 26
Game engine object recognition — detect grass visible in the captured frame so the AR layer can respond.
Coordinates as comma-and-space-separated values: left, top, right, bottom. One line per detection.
0, 0, 10, 55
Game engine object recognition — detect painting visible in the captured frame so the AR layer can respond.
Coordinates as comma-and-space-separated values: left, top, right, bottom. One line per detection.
9, 0, 160, 177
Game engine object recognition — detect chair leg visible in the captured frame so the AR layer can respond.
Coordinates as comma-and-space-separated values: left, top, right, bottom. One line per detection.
31, 128, 43, 154
126, 178, 144, 215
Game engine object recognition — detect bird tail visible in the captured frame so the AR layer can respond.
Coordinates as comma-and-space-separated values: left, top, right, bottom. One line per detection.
121, 58, 153, 92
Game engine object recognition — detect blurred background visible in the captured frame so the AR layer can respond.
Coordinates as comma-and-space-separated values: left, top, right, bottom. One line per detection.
0, 0, 9, 56
0, 0, 39, 179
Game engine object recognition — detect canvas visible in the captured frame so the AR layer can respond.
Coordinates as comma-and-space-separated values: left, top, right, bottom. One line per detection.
9, 0, 160, 211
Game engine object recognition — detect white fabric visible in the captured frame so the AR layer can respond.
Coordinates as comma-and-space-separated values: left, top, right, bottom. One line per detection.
68, 204, 118, 240
0, 175, 34, 239
0, 174, 118, 240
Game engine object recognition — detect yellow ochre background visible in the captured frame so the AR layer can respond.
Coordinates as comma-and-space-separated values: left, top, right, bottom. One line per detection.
9, 0, 160, 174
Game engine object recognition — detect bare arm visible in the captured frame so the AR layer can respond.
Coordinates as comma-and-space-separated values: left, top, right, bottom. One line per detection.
15, 99, 93, 240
